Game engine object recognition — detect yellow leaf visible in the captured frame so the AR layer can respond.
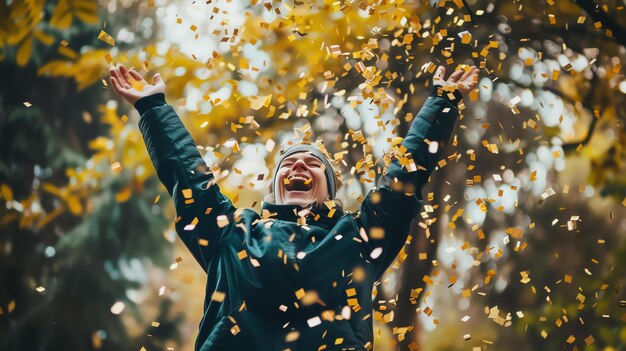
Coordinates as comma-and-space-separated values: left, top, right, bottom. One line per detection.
6, 25, 30, 45
34, 30, 55, 46
66, 196, 83, 215
16, 35, 33, 66
76, 11, 99, 24
36, 207, 64, 230
115, 187, 132, 203
58, 46, 78, 60
71, 50, 108, 90
50, 0, 98, 28
88, 136, 113, 151
50, 0, 73, 29
41, 182, 65, 197
75, 0, 99, 24
37, 60, 73, 77
0, 184, 13, 201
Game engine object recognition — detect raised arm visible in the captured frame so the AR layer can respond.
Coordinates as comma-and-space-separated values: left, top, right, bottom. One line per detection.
358, 65, 479, 279
109, 65, 236, 272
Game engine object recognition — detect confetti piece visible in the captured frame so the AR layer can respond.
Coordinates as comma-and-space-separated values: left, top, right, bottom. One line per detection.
370, 247, 382, 259
459, 30, 472, 44
216, 215, 229, 228
249, 94, 272, 110
307, 316, 322, 327
110, 301, 125, 314
184, 217, 199, 231
97, 30, 116, 46
369, 227, 385, 239
295, 288, 306, 299
211, 291, 226, 302
111, 162, 122, 172
285, 331, 300, 342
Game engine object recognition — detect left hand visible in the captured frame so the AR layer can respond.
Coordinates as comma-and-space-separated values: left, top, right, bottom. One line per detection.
433, 65, 480, 96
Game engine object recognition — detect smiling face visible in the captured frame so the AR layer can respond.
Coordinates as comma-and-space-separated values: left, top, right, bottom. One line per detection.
274, 151, 329, 206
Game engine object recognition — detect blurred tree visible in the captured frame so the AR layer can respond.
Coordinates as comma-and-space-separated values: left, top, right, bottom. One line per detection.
0, 1, 183, 350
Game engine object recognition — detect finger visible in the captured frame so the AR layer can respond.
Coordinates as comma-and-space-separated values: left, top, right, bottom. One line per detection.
433, 66, 445, 86
448, 69, 464, 82
462, 68, 480, 86
128, 68, 147, 83
119, 64, 133, 86
109, 76, 124, 94
434, 65, 445, 79
111, 67, 131, 89
152, 73, 163, 85
459, 66, 476, 82
110, 68, 124, 89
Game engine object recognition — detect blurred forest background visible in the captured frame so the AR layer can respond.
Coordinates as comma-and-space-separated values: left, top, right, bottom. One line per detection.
1, 0, 626, 350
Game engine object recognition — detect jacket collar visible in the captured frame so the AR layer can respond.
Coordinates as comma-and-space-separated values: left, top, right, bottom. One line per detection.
260, 201, 344, 230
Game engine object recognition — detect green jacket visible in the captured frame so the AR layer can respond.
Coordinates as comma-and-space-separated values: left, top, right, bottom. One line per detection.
135, 87, 461, 351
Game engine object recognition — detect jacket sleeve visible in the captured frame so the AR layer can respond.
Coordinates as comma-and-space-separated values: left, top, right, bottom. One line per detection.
136, 93, 236, 272
357, 87, 462, 280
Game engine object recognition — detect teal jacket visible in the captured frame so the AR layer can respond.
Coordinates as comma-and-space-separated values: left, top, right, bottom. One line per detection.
135, 87, 461, 351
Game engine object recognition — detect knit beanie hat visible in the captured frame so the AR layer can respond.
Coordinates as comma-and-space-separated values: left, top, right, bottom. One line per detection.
273, 144, 337, 200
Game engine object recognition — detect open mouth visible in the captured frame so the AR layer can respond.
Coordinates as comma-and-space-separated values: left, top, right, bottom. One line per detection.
284, 175, 313, 191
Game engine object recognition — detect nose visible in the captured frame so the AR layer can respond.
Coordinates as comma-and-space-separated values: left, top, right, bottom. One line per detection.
291, 159, 308, 171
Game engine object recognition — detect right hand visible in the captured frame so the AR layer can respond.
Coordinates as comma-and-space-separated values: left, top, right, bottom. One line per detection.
109, 64, 166, 105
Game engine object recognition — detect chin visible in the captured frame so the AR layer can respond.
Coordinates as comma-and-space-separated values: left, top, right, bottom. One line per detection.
282, 197, 314, 206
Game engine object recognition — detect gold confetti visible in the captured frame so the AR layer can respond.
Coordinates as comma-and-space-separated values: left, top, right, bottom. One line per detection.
211, 291, 226, 302
97, 30, 115, 46
295, 288, 305, 299
111, 162, 122, 172
110, 301, 125, 314
248, 94, 272, 110
184, 217, 199, 231
285, 331, 300, 342
216, 215, 229, 228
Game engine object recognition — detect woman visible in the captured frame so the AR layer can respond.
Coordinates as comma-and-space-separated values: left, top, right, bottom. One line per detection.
109, 64, 479, 350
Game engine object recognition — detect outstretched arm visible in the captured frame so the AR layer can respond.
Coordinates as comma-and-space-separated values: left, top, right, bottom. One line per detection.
358, 65, 479, 280
109, 65, 236, 272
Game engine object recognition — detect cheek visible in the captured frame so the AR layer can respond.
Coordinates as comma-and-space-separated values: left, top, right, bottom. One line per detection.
314, 171, 327, 189
277, 170, 288, 184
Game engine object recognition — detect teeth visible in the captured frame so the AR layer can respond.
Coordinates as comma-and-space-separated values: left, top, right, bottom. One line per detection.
288, 175, 310, 182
